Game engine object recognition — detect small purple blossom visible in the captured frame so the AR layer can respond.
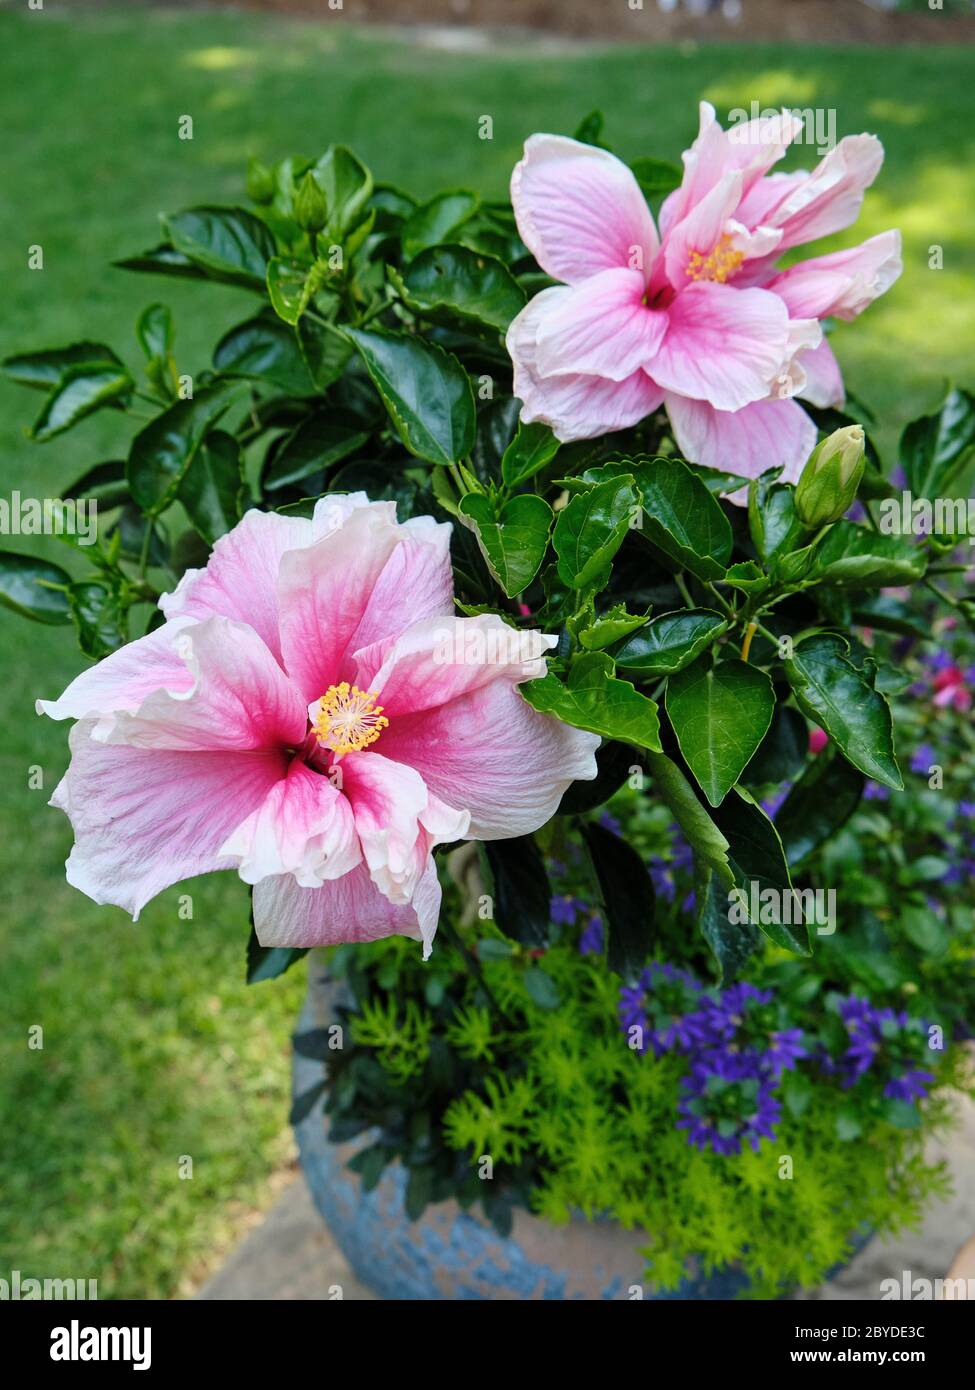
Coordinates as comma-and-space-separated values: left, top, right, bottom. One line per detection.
618, 963, 705, 1056
550, 893, 580, 926
676, 1053, 782, 1155
911, 743, 937, 775
578, 914, 604, 956
831, 994, 939, 1106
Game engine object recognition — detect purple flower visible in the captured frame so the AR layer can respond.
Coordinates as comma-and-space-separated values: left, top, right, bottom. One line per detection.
864, 780, 891, 802
618, 963, 705, 1056
830, 994, 939, 1105
911, 744, 937, 775
578, 914, 604, 956
550, 894, 580, 926
688, 982, 807, 1080
599, 810, 623, 836
676, 1053, 782, 1155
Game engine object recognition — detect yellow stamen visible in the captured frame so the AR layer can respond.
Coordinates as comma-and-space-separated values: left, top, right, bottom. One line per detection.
313, 682, 388, 755
686, 234, 744, 285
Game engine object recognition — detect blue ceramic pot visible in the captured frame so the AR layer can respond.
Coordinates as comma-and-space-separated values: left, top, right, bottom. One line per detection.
293, 964, 865, 1300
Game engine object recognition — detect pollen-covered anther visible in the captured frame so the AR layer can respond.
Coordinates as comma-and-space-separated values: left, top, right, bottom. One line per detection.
686, 235, 745, 285
313, 682, 389, 755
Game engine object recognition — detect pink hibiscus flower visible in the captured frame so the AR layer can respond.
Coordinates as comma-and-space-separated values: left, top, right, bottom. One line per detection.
507, 104, 901, 485
38, 495, 598, 956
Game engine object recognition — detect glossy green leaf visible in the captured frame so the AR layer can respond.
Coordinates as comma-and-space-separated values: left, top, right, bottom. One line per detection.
30, 363, 132, 441
179, 429, 244, 543
711, 789, 811, 956
666, 657, 775, 806
628, 456, 733, 580
266, 256, 312, 324
313, 146, 374, 238
401, 191, 479, 261
643, 749, 733, 887
899, 387, 975, 497
162, 205, 276, 289
344, 327, 475, 468
127, 387, 232, 515
578, 603, 650, 651
697, 868, 760, 983
783, 633, 902, 789
629, 156, 682, 196
136, 304, 174, 360
742, 704, 808, 787
554, 475, 637, 588
521, 651, 662, 751
481, 836, 551, 949
581, 822, 655, 978
68, 580, 127, 658
262, 412, 370, 492
2, 341, 122, 391
0, 551, 72, 624
500, 420, 560, 488
808, 520, 926, 588
66, 459, 129, 511
459, 493, 552, 597
395, 244, 526, 333
296, 315, 353, 390
775, 750, 865, 866
612, 608, 725, 678
214, 313, 315, 395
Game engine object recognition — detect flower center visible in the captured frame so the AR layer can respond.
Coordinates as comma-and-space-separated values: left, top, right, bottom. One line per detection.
313, 682, 388, 755
686, 234, 744, 285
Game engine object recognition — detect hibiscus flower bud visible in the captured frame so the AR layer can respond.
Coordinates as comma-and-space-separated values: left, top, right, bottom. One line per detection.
794, 424, 866, 528
246, 157, 275, 206
295, 171, 328, 234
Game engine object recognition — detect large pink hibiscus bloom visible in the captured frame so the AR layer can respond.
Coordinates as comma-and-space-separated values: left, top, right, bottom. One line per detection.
507, 104, 901, 484
39, 495, 598, 956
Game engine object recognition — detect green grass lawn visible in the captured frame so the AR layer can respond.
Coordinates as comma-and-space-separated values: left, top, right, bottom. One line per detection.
1, 6, 973, 1298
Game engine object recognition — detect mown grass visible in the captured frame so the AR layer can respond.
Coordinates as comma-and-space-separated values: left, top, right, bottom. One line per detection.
1, 6, 972, 1297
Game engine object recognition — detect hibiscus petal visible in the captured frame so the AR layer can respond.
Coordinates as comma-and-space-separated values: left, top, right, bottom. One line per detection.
36, 617, 195, 733
276, 504, 407, 702
650, 281, 791, 412
359, 664, 600, 841
353, 614, 555, 718
666, 393, 818, 488
511, 134, 659, 286
765, 135, 884, 251
103, 616, 307, 752
508, 287, 664, 441
768, 230, 902, 322
660, 169, 744, 291
253, 857, 443, 957
797, 338, 846, 410
339, 751, 469, 905
219, 758, 361, 888
534, 268, 666, 381
159, 495, 388, 666
50, 717, 287, 918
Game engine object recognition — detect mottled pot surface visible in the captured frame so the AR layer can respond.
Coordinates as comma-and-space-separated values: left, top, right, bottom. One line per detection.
292, 962, 753, 1301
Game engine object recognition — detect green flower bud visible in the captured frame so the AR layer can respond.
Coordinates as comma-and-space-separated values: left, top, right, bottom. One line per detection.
794, 424, 866, 528
294, 171, 328, 235
245, 157, 275, 206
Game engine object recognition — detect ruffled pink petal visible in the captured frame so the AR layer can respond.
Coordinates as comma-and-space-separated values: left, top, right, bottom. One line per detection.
252, 857, 443, 957
666, 393, 818, 488
353, 614, 555, 718
511, 134, 659, 286
763, 135, 884, 251
50, 717, 288, 918
649, 281, 791, 412
534, 268, 667, 381
507, 287, 664, 441
102, 616, 307, 752
767, 230, 902, 322
361, 668, 600, 840
343, 517, 453, 656
36, 617, 195, 733
796, 338, 845, 409
660, 102, 801, 236
218, 757, 362, 888
339, 751, 469, 905
276, 504, 406, 703
159, 495, 389, 666
660, 169, 744, 291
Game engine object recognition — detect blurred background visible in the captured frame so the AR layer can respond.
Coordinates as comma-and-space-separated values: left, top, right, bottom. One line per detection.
1, 0, 973, 1298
